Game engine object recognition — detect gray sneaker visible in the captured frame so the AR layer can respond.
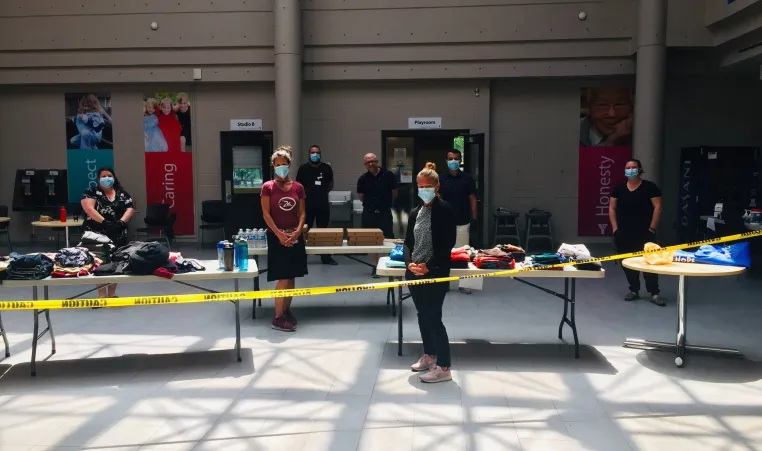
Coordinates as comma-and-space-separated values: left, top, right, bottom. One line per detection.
650, 294, 666, 307
624, 292, 640, 302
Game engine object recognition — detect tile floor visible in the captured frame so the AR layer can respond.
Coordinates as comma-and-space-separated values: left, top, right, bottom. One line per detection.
1, 244, 762, 450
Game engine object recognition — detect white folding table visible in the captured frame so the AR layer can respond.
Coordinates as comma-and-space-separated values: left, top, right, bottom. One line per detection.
377, 257, 605, 357
1, 259, 258, 376
248, 241, 397, 316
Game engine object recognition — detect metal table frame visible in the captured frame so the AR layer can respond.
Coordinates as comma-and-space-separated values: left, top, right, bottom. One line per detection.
386, 272, 592, 358
623, 273, 744, 367
249, 242, 396, 318
3, 261, 256, 377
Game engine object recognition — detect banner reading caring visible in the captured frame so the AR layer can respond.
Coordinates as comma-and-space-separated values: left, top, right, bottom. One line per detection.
578, 87, 634, 236
65, 93, 114, 203
143, 92, 194, 236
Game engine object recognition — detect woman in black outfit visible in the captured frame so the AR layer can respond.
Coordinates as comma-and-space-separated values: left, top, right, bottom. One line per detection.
405, 162, 457, 383
609, 159, 664, 306
80, 167, 135, 298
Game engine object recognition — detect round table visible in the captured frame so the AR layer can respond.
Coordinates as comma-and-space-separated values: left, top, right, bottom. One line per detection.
621, 257, 746, 367
31, 219, 84, 248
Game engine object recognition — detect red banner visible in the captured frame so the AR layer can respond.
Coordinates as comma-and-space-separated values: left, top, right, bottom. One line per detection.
578, 146, 631, 236
145, 151, 194, 236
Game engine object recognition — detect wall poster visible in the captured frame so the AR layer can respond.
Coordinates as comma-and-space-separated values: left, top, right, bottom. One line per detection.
142, 92, 194, 236
578, 87, 633, 236
65, 93, 114, 203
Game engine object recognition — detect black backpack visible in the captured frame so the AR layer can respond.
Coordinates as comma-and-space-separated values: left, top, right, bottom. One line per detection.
111, 241, 170, 275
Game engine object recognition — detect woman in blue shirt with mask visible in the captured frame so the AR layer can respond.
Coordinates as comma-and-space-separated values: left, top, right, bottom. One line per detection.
405, 162, 457, 383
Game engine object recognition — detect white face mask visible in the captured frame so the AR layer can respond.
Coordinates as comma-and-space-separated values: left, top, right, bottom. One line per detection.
418, 187, 436, 204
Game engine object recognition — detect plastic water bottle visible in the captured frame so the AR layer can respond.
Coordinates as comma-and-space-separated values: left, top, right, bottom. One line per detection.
236, 229, 243, 241
217, 241, 225, 269
259, 229, 267, 248
236, 238, 249, 271
248, 229, 256, 250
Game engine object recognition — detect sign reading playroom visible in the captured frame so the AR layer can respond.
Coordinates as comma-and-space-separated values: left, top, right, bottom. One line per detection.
408, 117, 442, 129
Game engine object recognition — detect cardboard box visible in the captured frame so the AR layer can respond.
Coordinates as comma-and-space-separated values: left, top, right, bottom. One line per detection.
307, 228, 344, 246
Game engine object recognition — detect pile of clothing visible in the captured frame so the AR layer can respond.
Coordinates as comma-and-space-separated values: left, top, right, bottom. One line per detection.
5, 253, 55, 280
386, 243, 406, 268
451, 246, 474, 269
94, 242, 206, 278
526, 243, 602, 271
473, 244, 525, 270
51, 247, 100, 277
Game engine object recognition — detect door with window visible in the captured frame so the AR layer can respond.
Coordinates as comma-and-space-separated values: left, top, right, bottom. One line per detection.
220, 131, 273, 235
462, 133, 485, 247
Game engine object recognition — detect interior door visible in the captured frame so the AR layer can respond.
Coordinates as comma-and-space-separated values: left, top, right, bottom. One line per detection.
463, 133, 485, 247
220, 131, 273, 235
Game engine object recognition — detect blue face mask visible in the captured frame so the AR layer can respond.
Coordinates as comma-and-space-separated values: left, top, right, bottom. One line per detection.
274, 165, 290, 179
310, 153, 321, 163
625, 168, 639, 180
418, 187, 436, 204
100, 176, 115, 188
447, 160, 460, 172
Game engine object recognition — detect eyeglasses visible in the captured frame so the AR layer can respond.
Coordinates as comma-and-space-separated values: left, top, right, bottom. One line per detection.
364, 160, 378, 165
591, 103, 630, 113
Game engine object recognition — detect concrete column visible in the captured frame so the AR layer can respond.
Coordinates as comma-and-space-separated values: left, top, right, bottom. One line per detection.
633, 0, 667, 187
274, 0, 303, 163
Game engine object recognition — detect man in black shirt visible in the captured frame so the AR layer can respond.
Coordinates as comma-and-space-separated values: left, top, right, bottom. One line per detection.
296, 145, 337, 265
357, 152, 398, 277
439, 149, 480, 293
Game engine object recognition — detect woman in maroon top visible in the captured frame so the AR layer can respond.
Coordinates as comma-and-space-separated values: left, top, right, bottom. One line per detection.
261, 146, 307, 332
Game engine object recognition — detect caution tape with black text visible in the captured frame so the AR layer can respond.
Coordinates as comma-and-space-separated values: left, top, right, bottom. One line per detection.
0, 229, 760, 311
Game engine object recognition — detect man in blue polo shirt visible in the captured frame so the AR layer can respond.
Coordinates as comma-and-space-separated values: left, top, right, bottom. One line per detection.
357, 152, 398, 278
439, 149, 480, 293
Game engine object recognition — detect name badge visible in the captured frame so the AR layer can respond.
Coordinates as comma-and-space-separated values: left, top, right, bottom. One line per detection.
315, 181, 322, 186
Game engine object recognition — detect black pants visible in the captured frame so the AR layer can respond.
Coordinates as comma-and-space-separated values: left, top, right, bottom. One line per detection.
615, 230, 660, 295
407, 271, 451, 367
362, 210, 394, 238
305, 207, 332, 263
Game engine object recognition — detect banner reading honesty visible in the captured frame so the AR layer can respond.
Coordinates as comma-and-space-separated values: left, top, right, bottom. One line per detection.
143, 92, 194, 236
578, 87, 633, 236
65, 93, 114, 203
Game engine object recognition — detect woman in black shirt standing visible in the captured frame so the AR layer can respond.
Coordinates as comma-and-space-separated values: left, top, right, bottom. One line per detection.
81, 167, 135, 298
405, 162, 457, 383
609, 159, 664, 306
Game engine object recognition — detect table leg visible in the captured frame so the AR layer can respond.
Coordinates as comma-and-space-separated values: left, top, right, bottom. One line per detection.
31, 287, 38, 377
234, 279, 242, 363
44, 287, 56, 355
252, 255, 261, 317
558, 278, 569, 340
569, 279, 579, 359
65, 226, 70, 248
398, 278, 404, 357
0, 313, 9, 357
623, 275, 744, 367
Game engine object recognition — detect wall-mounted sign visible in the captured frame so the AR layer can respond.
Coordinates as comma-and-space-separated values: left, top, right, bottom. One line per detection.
408, 117, 442, 129
230, 119, 263, 131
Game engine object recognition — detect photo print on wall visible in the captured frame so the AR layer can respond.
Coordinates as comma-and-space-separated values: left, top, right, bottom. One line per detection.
142, 91, 194, 236
578, 87, 634, 237
65, 93, 115, 203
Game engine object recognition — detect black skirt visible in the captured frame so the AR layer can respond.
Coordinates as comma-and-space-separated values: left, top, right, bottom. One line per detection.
266, 230, 308, 282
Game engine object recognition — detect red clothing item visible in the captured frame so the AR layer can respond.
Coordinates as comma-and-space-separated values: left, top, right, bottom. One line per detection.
451, 249, 471, 262
156, 110, 182, 153
261, 180, 306, 230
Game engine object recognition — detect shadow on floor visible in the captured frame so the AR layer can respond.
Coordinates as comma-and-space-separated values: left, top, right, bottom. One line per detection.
253, 303, 396, 322
386, 339, 617, 375
0, 348, 254, 392
636, 350, 762, 383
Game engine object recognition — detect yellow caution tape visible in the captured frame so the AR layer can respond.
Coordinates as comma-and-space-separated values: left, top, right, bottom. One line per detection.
1, 229, 760, 311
